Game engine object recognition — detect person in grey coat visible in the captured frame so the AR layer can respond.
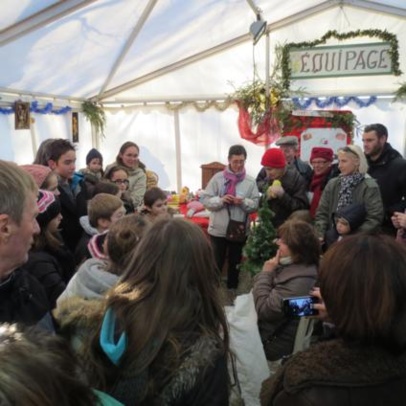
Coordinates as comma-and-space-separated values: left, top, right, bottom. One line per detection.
253, 220, 320, 362
315, 144, 383, 243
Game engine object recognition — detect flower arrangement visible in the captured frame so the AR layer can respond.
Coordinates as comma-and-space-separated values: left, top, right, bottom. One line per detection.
232, 46, 304, 144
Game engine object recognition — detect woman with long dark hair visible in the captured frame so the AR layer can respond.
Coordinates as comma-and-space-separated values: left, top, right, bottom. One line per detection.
58, 218, 230, 405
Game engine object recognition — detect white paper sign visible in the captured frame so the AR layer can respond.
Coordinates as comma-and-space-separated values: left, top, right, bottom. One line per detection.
300, 127, 348, 161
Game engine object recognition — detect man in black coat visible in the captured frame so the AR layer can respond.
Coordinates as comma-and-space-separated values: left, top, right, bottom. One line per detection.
362, 123, 406, 235
0, 161, 52, 331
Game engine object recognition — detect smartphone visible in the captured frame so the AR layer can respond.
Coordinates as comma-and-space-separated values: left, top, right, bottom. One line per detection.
282, 295, 319, 317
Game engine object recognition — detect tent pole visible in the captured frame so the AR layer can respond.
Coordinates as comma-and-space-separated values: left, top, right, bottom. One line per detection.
265, 30, 270, 149
174, 110, 182, 193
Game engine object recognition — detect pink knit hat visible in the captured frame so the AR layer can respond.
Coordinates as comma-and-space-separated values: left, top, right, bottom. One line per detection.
261, 148, 286, 168
20, 164, 52, 188
87, 232, 108, 260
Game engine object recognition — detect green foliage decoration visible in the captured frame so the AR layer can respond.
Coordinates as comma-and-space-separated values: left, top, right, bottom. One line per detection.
239, 202, 278, 276
82, 100, 106, 138
394, 82, 406, 102
281, 29, 402, 90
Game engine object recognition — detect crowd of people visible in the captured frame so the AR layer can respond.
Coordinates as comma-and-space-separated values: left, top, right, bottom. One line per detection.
0, 122, 406, 405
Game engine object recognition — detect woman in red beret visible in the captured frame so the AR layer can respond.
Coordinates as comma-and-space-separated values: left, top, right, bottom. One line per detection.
308, 147, 339, 218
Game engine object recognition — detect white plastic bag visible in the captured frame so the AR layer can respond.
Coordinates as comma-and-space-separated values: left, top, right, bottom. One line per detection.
225, 292, 269, 406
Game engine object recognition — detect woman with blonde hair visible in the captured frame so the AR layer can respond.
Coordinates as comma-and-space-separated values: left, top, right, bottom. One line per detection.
315, 144, 383, 246
59, 218, 230, 405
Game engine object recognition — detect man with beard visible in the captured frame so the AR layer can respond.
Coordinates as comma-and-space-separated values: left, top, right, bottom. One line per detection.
362, 123, 406, 234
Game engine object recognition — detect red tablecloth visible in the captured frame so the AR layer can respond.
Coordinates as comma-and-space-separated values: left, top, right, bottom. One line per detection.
179, 204, 209, 231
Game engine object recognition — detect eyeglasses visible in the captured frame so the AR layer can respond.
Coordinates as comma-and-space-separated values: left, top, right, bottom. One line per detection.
311, 160, 328, 165
230, 160, 246, 165
112, 179, 129, 185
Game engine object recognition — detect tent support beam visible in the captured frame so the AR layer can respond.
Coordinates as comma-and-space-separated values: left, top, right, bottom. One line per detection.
97, 0, 159, 99
340, 0, 406, 18
0, 87, 84, 107
96, 0, 340, 101
0, 0, 98, 47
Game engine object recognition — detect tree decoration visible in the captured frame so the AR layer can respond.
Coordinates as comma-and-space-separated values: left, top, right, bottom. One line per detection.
82, 100, 106, 138
282, 29, 402, 90
232, 46, 304, 145
239, 203, 278, 276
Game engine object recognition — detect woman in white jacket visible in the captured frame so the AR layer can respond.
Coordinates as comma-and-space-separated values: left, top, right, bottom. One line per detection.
201, 145, 259, 290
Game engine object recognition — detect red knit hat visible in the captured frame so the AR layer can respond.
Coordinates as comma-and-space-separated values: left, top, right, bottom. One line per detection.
20, 164, 52, 188
310, 147, 334, 162
261, 148, 286, 168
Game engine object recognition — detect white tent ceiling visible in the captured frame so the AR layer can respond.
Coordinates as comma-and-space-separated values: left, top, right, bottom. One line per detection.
1, 0, 405, 104
0, 0, 405, 192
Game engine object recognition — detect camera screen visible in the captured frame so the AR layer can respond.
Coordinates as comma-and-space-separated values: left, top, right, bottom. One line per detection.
283, 296, 318, 317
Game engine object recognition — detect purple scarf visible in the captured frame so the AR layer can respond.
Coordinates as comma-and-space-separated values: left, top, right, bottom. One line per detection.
223, 167, 246, 196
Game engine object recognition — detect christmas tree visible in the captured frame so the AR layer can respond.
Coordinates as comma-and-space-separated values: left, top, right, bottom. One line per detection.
240, 201, 278, 276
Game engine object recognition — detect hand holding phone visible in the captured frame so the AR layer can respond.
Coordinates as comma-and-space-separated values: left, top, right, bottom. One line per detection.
282, 295, 319, 317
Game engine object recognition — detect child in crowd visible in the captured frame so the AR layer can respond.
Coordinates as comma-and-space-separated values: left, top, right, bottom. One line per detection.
324, 203, 366, 250
92, 180, 120, 197
57, 214, 149, 304
0, 324, 121, 406
79, 148, 104, 179
104, 165, 135, 213
20, 164, 60, 195
74, 193, 125, 266
25, 190, 75, 310
46, 139, 90, 252
140, 186, 170, 223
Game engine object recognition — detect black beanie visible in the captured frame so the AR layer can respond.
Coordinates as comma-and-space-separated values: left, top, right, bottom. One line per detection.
86, 148, 103, 165
36, 190, 61, 229
336, 203, 366, 232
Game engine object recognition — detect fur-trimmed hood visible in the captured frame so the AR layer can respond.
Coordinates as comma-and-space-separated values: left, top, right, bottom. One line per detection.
261, 338, 406, 405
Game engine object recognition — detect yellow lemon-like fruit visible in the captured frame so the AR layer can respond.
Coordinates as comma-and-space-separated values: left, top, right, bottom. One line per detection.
266, 180, 282, 199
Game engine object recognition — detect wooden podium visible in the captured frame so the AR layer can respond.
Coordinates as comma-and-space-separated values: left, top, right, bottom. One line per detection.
201, 162, 226, 189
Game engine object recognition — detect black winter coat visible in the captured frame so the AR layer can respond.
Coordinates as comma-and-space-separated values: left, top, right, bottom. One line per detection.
25, 247, 74, 309
367, 143, 406, 234
265, 166, 309, 228
0, 267, 52, 330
